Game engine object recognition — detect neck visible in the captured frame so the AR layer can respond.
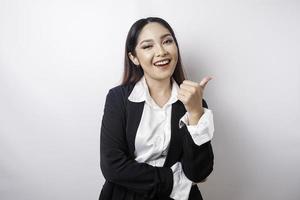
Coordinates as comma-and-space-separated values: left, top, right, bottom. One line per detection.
144, 77, 172, 98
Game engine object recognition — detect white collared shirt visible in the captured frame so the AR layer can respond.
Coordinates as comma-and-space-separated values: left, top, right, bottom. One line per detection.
128, 76, 214, 200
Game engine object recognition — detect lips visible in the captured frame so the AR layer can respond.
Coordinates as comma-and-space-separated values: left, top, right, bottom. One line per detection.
153, 59, 171, 66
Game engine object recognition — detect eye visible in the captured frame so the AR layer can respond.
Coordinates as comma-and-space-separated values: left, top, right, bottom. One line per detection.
164, 38, 174, 44
142, 45, 153, 49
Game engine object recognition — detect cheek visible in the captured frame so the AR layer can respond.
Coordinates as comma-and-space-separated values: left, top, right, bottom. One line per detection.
171, 50, 178, 62
167, 45, 178, 57
139, 53, 154, 65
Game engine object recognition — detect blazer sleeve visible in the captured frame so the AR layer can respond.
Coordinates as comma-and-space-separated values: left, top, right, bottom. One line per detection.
100, 88, 173, 199
180, 99, 214, 183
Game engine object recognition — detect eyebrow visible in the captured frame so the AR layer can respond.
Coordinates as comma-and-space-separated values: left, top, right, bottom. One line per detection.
139, 33, 172, 45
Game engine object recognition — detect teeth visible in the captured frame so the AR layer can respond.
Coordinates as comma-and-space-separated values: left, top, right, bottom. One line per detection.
154, 59, 170, 66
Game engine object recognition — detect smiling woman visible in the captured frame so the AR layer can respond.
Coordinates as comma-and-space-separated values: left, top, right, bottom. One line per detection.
128, 22, 179, 107
128, 23, 178, 85
99, 17, 215, 200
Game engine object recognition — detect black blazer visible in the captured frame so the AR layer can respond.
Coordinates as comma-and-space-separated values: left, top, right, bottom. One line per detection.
99, 83, 214, 200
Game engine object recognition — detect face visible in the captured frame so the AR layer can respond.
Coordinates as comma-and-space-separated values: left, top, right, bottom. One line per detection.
129, 22, 178, 83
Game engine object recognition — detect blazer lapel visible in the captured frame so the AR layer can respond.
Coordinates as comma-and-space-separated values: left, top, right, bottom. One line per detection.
163, 101, 186, 167
126, 100, 145, 158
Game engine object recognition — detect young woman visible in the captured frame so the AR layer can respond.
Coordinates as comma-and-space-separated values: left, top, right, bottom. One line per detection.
99, 17, 214, 200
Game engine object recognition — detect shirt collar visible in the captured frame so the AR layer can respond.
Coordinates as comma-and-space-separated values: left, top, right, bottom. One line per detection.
128, 76, 179, 107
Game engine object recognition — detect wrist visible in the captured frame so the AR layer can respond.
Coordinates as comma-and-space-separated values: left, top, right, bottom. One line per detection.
188, 109, 204, 125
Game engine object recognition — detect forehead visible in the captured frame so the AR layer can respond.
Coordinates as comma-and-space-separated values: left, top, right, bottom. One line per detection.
137, 22, 171, 42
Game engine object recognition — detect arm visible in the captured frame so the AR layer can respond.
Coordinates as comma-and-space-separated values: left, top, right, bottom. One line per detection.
180, 99, 214, 183
100, 88, 173, 198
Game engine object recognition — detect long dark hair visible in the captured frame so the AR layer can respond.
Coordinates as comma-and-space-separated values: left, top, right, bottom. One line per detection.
121, 17, 186, 85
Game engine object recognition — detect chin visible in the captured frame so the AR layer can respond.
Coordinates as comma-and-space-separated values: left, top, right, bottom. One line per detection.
155, 73, 173, 81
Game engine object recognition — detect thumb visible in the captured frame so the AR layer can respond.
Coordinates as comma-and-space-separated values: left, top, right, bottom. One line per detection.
199, 76, 213, 89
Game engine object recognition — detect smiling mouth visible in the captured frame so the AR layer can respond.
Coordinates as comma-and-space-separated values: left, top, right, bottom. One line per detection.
153, 59, 171, 67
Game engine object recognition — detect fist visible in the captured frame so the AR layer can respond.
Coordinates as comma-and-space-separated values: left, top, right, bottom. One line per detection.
177, 76, 212, 124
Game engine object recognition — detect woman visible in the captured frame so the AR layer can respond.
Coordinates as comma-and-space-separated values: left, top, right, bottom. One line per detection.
99, 17, 214, 200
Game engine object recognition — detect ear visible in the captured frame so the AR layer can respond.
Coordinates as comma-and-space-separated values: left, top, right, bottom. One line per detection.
128, 52, 140, 66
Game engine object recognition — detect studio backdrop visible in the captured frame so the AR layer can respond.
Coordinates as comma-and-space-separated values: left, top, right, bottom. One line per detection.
1, 0, 299, 199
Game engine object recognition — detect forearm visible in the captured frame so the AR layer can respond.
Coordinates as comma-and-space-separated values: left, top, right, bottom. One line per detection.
181, 138, 214, 183
101, 123, 173, 198
179, 101, 214, 182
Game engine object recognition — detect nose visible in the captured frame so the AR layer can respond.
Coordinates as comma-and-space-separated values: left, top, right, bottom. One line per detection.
155, 44, 167, 57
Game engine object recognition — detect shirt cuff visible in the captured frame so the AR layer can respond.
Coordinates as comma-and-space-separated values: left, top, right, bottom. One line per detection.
179, 108, 214, 146
170, 162, 192, 200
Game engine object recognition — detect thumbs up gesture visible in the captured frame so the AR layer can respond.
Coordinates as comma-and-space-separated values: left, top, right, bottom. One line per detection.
177, 76, 213, 125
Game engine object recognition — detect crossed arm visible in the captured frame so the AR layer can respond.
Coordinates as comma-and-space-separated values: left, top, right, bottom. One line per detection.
100, 88, 214, 199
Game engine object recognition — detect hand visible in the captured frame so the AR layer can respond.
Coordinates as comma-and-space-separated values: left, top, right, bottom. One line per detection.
177, 76, 213, 125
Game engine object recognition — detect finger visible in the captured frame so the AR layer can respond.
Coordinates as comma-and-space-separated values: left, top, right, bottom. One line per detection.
178, 88, 190, 97
180, 84, 196, 94
199, 76, 213, 89
182, 80, 199, 87
177, 93, 188, 104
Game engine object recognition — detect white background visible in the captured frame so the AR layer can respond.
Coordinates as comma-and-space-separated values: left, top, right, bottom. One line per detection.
1, 0, 299, 199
